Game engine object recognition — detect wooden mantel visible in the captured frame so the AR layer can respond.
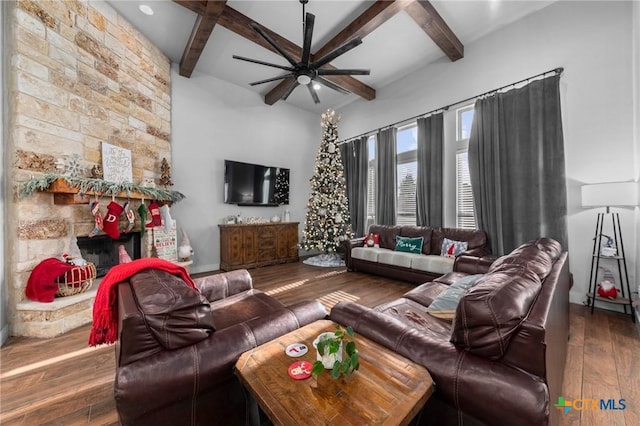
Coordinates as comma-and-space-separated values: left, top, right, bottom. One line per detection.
46, 179, 152, 205
19, 176, 185, 206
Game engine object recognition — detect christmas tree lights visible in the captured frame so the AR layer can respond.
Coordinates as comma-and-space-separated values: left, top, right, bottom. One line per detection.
301, 110, 353, 253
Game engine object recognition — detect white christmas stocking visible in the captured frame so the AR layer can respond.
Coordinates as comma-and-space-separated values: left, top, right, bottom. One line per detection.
159, 204, 173, 233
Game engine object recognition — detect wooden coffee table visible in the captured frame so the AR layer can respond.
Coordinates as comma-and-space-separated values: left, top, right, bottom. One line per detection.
235, 320, 435, 425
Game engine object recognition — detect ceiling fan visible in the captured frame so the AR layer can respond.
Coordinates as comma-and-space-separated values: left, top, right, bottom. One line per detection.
233, 0, 370, 104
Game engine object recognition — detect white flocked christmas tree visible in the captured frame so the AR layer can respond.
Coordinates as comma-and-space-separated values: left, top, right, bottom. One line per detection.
301, 109, 353, 258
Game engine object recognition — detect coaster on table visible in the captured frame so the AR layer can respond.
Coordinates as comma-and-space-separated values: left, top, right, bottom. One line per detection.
285, 343, 308, 357
288, 361, 312, 380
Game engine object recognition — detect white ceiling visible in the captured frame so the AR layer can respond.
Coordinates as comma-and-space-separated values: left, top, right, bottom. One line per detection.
106, 0, 557, 114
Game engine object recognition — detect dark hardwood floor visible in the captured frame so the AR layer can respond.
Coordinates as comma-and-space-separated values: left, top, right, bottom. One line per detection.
1, 262, 638, 425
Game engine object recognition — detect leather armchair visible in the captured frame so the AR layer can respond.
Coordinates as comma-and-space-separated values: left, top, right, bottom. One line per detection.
115, 269, 327, 425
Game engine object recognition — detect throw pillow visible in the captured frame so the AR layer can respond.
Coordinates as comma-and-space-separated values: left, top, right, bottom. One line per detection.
427, 274, 484, 320
441, 238, 468, 258
395, 236, 424, 254
364, 233, 380, 248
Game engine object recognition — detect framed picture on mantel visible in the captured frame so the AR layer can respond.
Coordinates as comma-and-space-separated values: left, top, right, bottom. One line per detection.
101, 142, 133, 183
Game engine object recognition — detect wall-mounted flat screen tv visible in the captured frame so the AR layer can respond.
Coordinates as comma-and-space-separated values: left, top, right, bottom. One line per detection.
224, 160, 290, 206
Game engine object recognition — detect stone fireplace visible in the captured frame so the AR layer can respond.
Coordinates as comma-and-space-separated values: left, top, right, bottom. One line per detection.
77, 232, 141, 277
5, 0, 172, 338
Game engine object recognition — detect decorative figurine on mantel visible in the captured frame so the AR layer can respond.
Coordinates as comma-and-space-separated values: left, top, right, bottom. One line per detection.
90, 164, 103, 179
159, 157, 173, 187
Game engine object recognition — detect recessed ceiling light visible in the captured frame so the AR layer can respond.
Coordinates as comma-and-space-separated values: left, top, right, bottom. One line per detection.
139, 4, 154, 16
313, 83, 321, 90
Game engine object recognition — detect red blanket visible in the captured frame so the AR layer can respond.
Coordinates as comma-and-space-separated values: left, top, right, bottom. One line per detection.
26, 258, 75, 303
88, 258, 197, 346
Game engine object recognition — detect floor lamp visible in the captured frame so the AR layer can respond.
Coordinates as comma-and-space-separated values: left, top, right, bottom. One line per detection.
581, 181, 639, 322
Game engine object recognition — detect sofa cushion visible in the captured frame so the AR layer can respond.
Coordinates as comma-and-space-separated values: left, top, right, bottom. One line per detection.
427, 274, 484, 320
209, 290, 284, 330
368, 225, 401, 250
489, 239, 557, 280
404, 282, 449, 307
431, 227, 487, 255
129, 269, 214, 350
395, 236, 424, 254
352, 246, 387, 262
399, 226, 432, 255
411, 255, 455, 275
450, 268, 542, 360
440, 238, 468, 258
378, 251, 423, 268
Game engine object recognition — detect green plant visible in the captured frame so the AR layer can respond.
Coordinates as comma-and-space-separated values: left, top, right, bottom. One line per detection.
312, 325, 360, 379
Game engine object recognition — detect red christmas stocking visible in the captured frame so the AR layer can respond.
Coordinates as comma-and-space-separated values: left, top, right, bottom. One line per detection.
103, 201, 124, 239
145, 202, 162, 228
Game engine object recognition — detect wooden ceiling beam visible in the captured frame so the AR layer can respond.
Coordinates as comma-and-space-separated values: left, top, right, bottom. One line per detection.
172, 0, 206, 15
178, 0, 227, 77
218, 6, 302, 60
404, 0, 464, 61
314, 0, 414, 60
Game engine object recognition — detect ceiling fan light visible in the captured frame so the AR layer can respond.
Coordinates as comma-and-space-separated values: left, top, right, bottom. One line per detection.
297, 74, 312, 85
313, 83, 321, 90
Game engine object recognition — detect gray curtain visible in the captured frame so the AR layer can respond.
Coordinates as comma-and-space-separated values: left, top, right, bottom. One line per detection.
340, 136, 368, 237
416, 113, 444, 227
376, 128, 397, 225
468, 74, 567, 255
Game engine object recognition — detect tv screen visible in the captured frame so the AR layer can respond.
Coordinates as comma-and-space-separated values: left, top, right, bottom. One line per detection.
224, 160, 289, 206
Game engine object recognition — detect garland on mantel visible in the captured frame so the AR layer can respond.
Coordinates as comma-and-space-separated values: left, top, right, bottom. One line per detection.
19, 174, 186, 203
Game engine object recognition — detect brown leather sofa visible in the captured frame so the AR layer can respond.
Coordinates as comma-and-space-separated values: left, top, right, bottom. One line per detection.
115, 268, 327, 425
331, 238, 570, 426
343, 225, 490, 283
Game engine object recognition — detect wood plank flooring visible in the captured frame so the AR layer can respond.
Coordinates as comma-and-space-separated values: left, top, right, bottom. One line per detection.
1, 262, 638, 425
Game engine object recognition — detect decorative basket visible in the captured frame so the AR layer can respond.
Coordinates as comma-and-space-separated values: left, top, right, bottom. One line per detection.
56, 262, 97, 297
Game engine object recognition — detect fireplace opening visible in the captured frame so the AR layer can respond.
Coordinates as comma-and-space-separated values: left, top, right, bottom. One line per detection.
77, 232, 141, 277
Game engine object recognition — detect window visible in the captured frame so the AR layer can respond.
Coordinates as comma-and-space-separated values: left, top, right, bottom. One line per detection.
455, 106, 477, 229
366, 135, 376, 230
396, 125, 417, 226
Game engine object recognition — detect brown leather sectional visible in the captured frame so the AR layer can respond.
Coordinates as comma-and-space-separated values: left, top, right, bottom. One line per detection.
343, 225, 491, 283
115, 269, 327, 425
331, 238, 571, 426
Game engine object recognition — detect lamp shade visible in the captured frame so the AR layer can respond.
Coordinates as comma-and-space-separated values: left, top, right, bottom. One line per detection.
581, 181, 640, 207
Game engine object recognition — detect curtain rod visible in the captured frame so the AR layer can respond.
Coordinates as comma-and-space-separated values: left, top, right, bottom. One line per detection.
339, 66, 564, 144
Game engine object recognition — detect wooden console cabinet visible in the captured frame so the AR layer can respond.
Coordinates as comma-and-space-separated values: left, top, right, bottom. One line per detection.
218, 222, 299, 271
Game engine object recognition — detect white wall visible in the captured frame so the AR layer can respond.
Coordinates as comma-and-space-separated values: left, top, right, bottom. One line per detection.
340, 0, 637, 306
170, 65, 320, 273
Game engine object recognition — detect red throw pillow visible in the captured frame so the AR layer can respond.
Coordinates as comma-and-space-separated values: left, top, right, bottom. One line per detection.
364, 233, 380, 248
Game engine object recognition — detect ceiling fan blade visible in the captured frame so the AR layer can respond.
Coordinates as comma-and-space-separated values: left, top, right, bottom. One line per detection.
317, 69, 370, 76
233, 55, 295, 72
282, 78, 299, 101
307, 84, 320, 104
316, 77, 350, 95
250, 23, 298, 67
250, 73, 295, 86
301, 13, 315, 66
311, 38, 363, 69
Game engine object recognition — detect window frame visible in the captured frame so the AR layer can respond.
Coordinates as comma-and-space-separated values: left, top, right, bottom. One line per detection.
454, 105, 477, 229
395, 123, 418, 226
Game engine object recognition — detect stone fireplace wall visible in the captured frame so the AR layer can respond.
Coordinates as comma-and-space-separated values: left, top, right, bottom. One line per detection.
5, 0, 171, 336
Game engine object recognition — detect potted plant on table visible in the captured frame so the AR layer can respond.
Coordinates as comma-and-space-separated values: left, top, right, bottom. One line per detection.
311, 325, 360, 379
